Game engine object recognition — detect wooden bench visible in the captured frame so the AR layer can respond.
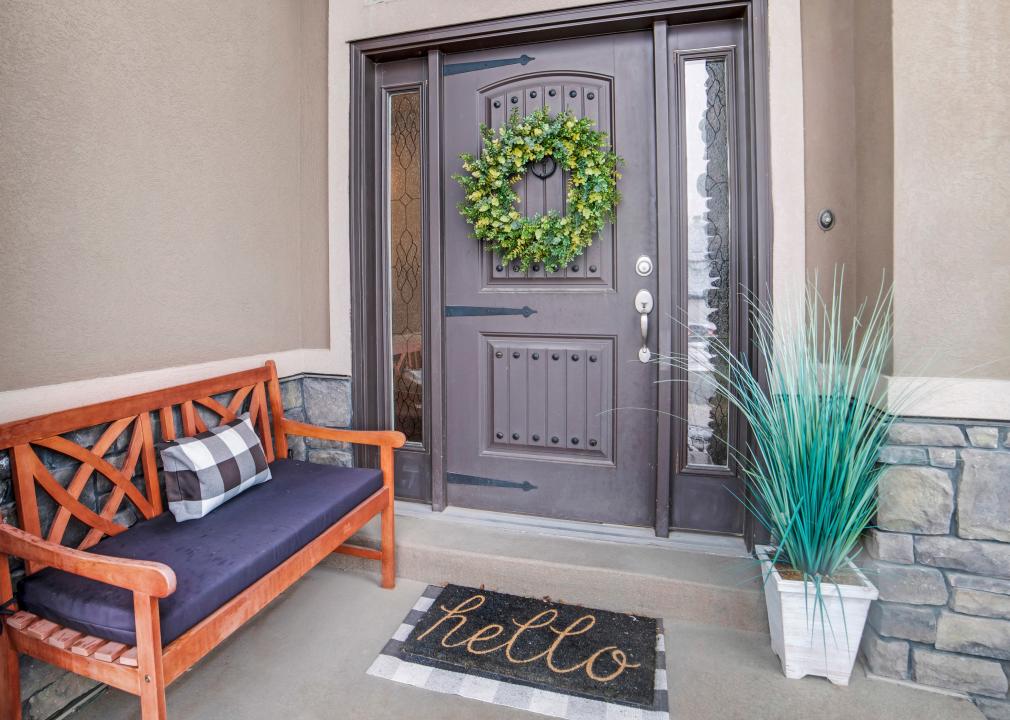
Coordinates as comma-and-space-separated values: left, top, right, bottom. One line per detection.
0, 361, 405, 720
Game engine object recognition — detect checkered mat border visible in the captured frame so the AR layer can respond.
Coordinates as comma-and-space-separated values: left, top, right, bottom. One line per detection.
366, 585, 670, 720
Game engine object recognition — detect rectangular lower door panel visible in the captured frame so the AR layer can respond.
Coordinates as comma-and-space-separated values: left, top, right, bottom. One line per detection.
484, 336, 614, 463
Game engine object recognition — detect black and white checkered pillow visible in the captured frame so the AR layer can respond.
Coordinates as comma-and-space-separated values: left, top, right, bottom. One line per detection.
159, 413, 272, 522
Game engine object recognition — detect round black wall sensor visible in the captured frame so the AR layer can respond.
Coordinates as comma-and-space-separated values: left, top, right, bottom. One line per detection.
818, 208, 835, 231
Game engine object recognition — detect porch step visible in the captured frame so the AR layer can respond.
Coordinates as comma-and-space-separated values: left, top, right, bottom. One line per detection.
325, 504, 769, 633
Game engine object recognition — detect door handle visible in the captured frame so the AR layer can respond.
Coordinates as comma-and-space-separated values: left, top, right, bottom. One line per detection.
634, 289, 654, 363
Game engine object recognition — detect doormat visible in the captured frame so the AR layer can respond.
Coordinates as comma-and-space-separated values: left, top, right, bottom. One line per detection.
366, 585, 669, 720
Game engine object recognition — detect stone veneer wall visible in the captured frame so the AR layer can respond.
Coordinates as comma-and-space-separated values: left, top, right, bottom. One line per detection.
861, 418, 1010, 720
0, 374, 351, 719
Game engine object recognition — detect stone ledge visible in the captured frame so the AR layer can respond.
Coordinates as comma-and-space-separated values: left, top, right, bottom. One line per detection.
968, 427, 1000, 449
916, 536, 1010, 579
888, 423, 968, 447
869, 561, 948, 605
913, 647, 1008, 698
936, 612, 1010, 661
929, 447, 958, 468
869, 602, 938, 643
951, 588, 1010, 621
861, 626, 909, 679
865, 530, 915, 564
959, 450, 1010, 542
877, 465, 954, 534
879, 447, 929, 465
302, 376, 352, 427
949, 572, 1010, 595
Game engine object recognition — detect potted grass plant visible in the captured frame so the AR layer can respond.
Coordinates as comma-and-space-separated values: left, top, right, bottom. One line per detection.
675, 276, 906, 685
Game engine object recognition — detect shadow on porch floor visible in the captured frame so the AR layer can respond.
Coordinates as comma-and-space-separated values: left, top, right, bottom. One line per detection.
67, 565, 980, 720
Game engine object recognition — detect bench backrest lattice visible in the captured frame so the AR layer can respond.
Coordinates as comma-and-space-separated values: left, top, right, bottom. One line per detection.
0, 364, 286, 574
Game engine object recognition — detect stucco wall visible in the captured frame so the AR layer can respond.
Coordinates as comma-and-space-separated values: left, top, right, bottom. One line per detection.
803, 0, 1010, 384
891, 0, 1010, 381
0, 0, 329, 392
802, 0, 1010, 387
800, 0, 893, 368
851, 0, 894, 329
801, 0, 858, 289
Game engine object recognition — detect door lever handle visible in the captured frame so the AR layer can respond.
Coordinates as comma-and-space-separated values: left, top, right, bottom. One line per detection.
634, 289, 654, 363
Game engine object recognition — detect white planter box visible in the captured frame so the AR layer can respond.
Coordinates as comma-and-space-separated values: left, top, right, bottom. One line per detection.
757, 546, 878, 686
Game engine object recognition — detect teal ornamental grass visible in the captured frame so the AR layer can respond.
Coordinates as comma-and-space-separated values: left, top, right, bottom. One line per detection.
666, 273, 917, 613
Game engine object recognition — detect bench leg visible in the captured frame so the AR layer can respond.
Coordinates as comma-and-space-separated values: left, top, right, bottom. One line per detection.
0, 630, 20, 720
380, 446, 396, 589
134, 594, 167, 720
381, 501, 396, 589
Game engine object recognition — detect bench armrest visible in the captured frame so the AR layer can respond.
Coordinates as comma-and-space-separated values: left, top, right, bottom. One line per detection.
0, 524, 177, 598
280, 418, 406, 449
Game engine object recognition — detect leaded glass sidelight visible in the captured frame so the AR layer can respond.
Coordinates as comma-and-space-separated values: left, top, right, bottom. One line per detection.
388, 90, 423, 443
684, 58, 731, 468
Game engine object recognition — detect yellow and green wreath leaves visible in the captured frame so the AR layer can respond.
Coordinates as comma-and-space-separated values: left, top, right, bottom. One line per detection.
453, 108, 622, 272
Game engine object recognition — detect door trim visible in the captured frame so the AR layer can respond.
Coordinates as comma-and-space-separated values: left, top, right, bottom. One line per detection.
349, 0, 772, 544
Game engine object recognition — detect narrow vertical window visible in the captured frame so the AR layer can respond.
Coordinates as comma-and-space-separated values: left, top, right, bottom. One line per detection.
388, 90, 423, 443
684, 58, 731, 468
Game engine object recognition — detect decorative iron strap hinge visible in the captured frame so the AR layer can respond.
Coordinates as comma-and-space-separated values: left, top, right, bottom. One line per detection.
443, 54, 535, 76
447, 473, 538, 492
444, 305, 537, 318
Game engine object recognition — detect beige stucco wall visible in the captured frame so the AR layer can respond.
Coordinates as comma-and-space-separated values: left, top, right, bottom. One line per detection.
851, 0, 894, 330
800, 0, 893, 304
891, 0, 1010, 381
801, 0, 858, 288
803, 0, 1010, 385
0, 0, 329, 392
800, 0, 893, 366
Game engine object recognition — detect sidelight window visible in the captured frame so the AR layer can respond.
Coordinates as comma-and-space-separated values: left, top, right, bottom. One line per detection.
387, 90, 424, 444
683, 57, 732, 468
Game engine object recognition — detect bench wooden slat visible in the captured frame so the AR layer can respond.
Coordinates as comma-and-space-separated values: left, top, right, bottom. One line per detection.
25, 619, 60, 641
70, 635, 106, 657
6, 611, 38, 631
47, 627, 83, 650
94, 641, 128, 663
118, 647, 138, 667
335, 543, 382, 560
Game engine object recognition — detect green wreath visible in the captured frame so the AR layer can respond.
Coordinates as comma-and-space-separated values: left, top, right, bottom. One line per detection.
453, 107, 622, 272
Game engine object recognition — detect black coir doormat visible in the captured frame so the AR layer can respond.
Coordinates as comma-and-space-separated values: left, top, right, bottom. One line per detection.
367, 585, 669, 720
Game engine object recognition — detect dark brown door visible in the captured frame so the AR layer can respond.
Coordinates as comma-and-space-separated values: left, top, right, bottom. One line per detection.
365, 18, 753, 534
442, 33, 659, 526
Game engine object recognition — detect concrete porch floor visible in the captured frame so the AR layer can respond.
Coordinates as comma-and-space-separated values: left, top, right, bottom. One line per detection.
68, 565, 981, 720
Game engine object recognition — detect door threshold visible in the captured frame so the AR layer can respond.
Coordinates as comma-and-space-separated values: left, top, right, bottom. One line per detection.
396, 502, 750, 558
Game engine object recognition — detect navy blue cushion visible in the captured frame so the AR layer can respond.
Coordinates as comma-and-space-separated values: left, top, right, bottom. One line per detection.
19, 460, 383, 646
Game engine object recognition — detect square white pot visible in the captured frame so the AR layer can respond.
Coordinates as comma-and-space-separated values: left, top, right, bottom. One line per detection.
757, 546, 878, 686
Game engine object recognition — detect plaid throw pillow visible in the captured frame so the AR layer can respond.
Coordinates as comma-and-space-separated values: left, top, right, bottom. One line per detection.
159, 413, 272, 522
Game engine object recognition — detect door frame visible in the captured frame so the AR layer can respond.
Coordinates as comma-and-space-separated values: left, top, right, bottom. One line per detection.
349, 0, 772, 542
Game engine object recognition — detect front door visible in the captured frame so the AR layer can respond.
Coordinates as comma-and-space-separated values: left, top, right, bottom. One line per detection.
443, 33, 658, 526
363, 15, 757, 535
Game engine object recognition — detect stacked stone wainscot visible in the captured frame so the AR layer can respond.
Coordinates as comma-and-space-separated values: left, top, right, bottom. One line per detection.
861, 419, 1010, 719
